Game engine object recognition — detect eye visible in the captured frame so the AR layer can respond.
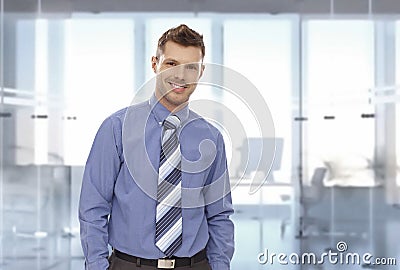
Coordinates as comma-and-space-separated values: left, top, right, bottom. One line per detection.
166, 61, 177, 66
186, 64, 198, 71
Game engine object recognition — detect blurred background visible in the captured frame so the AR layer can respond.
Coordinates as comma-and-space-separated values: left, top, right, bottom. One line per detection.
1, 0, 400, 269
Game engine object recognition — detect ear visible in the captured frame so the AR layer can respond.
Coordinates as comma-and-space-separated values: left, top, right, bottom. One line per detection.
151, 56, 158, 73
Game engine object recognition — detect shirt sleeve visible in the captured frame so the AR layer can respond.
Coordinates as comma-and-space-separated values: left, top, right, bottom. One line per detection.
204, 132, 235, 270
79, 116, 122, 270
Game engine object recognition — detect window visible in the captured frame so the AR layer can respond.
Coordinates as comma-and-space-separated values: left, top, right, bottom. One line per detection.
64, 18, 135, 165
224, 18, 294, 183
304, 20, 375, 186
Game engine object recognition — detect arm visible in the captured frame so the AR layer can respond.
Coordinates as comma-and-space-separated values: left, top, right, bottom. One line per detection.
204, 133, 235, 270
79, 117, 122, 270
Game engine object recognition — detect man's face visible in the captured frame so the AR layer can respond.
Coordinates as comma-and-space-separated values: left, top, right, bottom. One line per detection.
152, 41, 204, 111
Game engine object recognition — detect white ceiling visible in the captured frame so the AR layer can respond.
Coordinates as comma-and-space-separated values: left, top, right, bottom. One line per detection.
4, 0, 400, 14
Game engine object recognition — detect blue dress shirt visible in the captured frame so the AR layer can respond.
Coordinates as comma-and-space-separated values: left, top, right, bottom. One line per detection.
79, 94, 235, 270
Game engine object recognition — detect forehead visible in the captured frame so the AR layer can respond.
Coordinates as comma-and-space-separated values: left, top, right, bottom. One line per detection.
161, 41, 203, 64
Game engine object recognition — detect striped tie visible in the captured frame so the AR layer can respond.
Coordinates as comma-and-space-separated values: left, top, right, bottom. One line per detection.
155, 115, 182, 257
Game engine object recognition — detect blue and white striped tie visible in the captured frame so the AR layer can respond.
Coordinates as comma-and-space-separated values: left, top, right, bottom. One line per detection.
155, 115, 182, 257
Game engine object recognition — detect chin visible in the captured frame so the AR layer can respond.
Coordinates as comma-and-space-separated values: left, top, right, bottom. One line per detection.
169, 97, 189, 107
165, 93, 189, 106
157, 86, 193, 108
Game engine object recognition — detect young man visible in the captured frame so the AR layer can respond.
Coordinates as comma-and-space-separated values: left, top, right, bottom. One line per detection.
79, 24, 234, 270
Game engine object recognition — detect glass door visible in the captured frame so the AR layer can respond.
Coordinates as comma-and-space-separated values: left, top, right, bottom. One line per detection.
0, 1, 73, 268
303, 18, 380, 258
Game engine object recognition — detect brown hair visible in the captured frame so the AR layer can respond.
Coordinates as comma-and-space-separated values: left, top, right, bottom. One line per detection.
156, 24, 205, 59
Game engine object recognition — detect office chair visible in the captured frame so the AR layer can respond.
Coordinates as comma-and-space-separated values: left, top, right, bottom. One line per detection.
298, 167, 328, 238
280, 167, 328, 239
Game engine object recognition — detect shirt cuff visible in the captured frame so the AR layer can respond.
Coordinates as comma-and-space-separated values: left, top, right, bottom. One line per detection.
209, 261, 230, 270
85, 257, 109, 270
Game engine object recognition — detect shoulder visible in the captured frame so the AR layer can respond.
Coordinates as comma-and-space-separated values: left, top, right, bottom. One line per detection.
105, 101, 149, 131
98, 101, 149, 157
100, 107, 126, 138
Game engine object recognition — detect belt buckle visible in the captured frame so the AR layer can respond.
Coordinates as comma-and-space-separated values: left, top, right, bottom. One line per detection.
157, 258, 176, 269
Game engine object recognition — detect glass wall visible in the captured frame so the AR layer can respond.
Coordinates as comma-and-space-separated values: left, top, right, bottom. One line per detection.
223, 18, 294, 179
63, 16, 135, 165
223, 17, 296, 213
395, 22, 400, 187
304, 20, 375, 186
0, 1, 4, 264
1, 2, 72, 269
1, 2, 400, 269
302, 18, 398, 260
0, 5, 136, 270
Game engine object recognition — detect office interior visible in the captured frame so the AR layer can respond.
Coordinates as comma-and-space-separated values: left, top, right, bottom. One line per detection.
1, 0, 400, 269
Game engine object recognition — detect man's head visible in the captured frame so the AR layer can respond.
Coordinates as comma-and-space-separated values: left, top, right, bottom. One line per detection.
152, 24, 205, 112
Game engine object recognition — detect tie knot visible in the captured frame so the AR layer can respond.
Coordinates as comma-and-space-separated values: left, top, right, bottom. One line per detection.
164, 115, 180, 130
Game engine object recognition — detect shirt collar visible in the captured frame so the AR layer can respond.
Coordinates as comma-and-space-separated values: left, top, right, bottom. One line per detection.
149, 94, 190, 126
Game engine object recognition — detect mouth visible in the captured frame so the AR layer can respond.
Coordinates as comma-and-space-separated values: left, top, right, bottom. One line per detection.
168, 81, 188, 93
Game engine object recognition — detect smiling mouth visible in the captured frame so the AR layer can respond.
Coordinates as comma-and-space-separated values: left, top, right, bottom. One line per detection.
169, 82, 188, 91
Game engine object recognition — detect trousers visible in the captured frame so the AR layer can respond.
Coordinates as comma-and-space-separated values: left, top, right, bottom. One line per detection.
108, 252, 212, 270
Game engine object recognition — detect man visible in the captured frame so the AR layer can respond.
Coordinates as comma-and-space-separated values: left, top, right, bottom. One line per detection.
79, 24, 234, 270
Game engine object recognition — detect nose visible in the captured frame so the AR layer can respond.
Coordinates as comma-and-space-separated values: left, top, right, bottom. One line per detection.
173, 65, 186, 80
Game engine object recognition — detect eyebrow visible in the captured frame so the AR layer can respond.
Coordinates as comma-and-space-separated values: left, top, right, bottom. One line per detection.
163, 58, 178, 63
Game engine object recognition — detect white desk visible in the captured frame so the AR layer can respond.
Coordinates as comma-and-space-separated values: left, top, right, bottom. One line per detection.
230, 177, 293, 205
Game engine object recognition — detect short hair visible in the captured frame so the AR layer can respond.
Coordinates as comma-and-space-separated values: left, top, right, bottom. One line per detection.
156, 24, 205, 59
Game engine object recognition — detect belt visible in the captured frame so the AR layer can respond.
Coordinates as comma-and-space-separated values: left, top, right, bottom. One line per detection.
114, 249, 207, 269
